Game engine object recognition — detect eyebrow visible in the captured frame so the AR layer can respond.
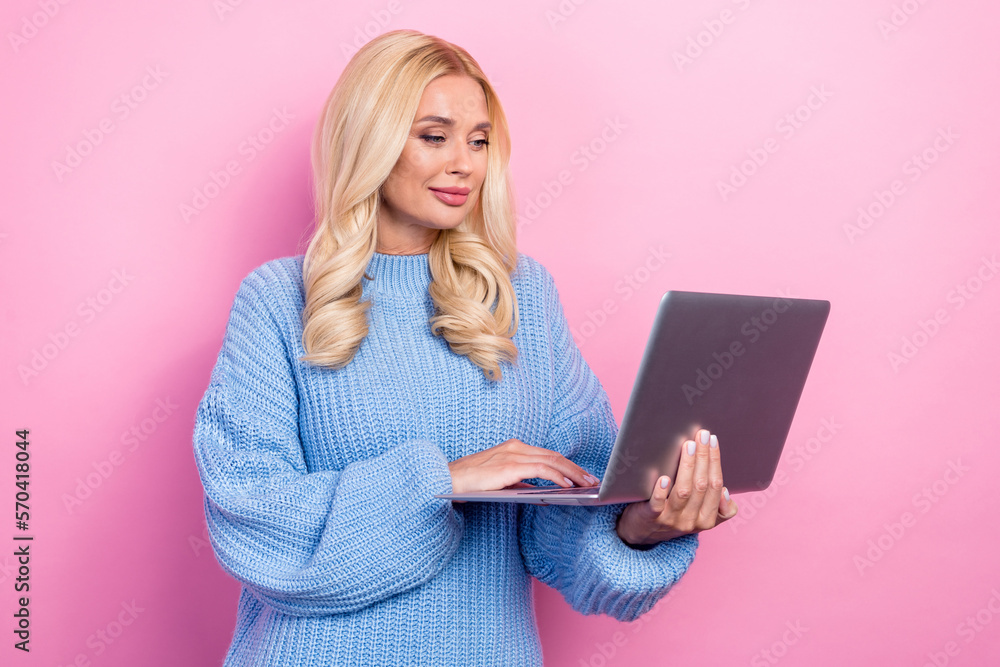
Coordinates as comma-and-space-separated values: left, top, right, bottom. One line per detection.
416, 115, 492, 132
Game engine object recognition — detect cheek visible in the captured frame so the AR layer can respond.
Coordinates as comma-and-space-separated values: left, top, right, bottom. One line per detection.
404, 150, 438, 179
472, 152, 489, 179
384, 162, 416, 197
388, 153, 435, 197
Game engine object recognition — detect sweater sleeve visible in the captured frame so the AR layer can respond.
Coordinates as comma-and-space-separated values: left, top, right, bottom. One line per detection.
192, 269, 465, 617
517, 264, 699, 622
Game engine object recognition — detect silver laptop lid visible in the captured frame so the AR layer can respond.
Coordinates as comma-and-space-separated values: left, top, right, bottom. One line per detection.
598, 290, 829, 503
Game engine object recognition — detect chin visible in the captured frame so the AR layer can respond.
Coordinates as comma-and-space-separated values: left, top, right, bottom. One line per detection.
428, 215, 466, 230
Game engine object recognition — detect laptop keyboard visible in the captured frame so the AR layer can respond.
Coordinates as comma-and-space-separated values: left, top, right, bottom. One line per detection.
515, 486, 600, 494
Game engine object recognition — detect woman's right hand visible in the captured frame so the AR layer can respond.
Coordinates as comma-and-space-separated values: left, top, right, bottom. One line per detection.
447, 438, 600, 497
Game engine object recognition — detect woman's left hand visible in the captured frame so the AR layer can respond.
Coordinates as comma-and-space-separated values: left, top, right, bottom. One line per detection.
615, 428, 739, 546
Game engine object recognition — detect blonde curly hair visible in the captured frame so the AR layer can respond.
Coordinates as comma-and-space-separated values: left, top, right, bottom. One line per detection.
300, 29, 520, 382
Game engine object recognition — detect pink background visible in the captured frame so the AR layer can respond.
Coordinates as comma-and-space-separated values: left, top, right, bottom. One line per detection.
3, 1, 998, 665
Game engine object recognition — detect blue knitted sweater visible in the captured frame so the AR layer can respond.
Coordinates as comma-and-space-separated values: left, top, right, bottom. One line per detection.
192, 250, 699, 666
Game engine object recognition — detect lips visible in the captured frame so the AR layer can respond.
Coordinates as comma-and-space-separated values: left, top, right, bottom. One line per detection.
430, 186, 470, 206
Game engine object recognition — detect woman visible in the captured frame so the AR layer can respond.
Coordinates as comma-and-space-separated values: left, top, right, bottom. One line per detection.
192, 29, 738, 666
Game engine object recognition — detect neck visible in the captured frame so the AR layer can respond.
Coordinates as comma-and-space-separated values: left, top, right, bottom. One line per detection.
363, 251, 433, 298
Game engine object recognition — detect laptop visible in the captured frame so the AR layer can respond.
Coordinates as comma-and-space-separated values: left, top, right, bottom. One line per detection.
434, 290, 830, 506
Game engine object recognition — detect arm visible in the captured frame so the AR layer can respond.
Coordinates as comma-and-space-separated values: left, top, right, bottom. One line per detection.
192, 269, 464, 617
517, 264, 699, 622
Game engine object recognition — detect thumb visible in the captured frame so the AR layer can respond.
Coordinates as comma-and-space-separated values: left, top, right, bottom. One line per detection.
718, 486, 738, 520
648, 475, 670, 514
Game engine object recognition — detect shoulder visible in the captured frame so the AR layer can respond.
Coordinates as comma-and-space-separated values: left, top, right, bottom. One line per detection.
511, 251, 559, 300
238, 255, 304, 295
234, 255, 306, 314
510, 252, 569, 340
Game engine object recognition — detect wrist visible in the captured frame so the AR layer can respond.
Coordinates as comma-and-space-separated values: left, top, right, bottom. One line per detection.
615, 508, 690, 547
615, 509, 655, 549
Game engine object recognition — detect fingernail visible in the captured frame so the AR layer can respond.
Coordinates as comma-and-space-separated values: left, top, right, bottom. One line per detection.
723, 487, 730, 501
710, 434, 718, 448
686, 440, 696, 456
660, 476, 670, 489
586, 474, 599, 485
699, 430, 710, 445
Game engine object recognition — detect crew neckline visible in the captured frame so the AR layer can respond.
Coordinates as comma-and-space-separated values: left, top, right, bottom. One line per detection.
364, 251, 432, 297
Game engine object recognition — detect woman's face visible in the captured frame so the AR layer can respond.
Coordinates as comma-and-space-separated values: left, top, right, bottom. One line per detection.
376, 74, 491, 254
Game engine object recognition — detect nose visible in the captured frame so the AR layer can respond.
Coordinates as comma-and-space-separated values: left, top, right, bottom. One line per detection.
445, 142, 474, 176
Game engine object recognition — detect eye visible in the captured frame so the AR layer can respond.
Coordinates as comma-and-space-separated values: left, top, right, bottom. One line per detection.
419, 135, 490, 150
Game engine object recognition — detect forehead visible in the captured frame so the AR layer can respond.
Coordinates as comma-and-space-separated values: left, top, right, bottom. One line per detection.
416, 75, 489, 122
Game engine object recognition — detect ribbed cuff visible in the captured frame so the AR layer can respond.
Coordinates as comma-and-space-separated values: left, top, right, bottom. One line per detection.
524, 502, 698, 622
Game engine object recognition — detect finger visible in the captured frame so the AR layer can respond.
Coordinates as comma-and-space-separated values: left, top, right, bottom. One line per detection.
687, 429, 712, 511
519, 455, 592, 488
717, 486, 739, 521
648, 475, 670, 515
667, 438, 697, 512
518, 450, 599, 487
676, 429, 711, 529
697, 432, 725, 527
